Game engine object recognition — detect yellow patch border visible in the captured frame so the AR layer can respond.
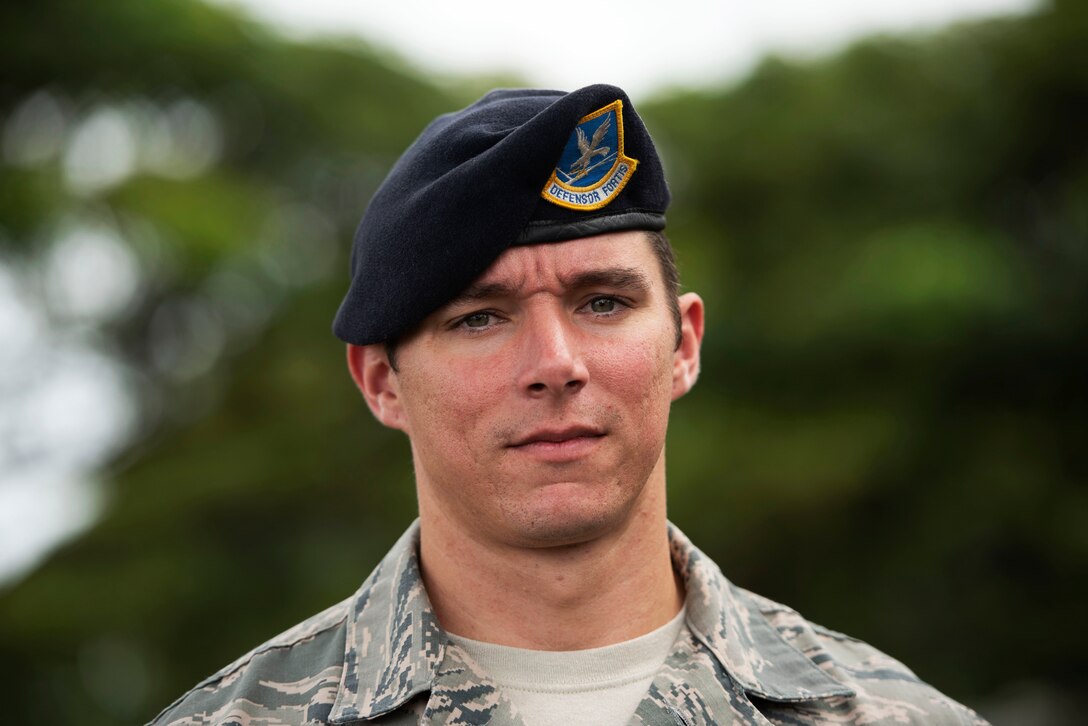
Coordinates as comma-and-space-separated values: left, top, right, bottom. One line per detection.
540, 99, 640, 211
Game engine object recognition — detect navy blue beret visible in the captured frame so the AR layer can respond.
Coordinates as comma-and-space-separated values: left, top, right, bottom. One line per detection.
333, 83, 670, 345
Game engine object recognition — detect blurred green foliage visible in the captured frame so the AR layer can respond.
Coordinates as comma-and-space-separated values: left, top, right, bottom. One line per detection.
1, 0, 1085, 723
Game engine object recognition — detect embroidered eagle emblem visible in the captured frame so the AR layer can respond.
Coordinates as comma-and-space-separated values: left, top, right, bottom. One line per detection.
568, 114, 611, 182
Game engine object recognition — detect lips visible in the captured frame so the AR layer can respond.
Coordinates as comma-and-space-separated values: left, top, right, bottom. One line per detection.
508, 425, 605, 448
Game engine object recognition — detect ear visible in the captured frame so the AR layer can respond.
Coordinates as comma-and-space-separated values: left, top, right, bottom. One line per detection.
346, 344, 409, 432
672, 292, 705, 401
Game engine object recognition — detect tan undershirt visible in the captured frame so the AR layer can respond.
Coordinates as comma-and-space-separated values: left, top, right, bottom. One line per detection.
446, 606, 687, 726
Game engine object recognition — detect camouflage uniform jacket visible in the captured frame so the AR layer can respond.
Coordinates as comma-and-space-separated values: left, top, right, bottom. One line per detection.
150, 521, 989, 725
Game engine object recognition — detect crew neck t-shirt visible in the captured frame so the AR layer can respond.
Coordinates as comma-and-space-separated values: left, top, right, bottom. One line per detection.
445, 607, 687, 726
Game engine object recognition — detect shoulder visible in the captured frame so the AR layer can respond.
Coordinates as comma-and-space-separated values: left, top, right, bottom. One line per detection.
147, 598, 351, 726
741, 588, 991, 726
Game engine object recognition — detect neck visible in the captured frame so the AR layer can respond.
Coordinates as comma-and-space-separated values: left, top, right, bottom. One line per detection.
416, 458, 683, 651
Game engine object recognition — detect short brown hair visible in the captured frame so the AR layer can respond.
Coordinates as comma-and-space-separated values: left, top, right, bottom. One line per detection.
646, 229, 682, 349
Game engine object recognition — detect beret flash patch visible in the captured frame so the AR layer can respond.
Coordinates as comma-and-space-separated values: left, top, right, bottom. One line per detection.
541, 100, 639, 211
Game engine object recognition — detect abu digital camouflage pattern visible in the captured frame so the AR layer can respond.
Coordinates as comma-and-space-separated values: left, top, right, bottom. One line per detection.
150, 522, 989, 725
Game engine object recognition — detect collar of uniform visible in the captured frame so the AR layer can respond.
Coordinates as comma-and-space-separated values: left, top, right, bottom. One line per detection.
329, 520, 444, 723
329, 520, 854, 722
668, 522, 856, 702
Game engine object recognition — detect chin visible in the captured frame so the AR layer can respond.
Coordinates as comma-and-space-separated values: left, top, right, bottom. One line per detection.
502, 481, 640, 547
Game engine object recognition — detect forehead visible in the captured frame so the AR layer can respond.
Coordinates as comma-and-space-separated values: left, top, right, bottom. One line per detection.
470, 230, 657, 292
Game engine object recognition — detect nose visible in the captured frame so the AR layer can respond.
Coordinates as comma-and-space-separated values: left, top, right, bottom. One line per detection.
517, 307, 589, 397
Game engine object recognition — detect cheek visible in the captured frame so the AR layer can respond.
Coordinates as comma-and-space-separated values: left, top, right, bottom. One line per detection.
592, 332, 675, 426
400, 358, 505, 456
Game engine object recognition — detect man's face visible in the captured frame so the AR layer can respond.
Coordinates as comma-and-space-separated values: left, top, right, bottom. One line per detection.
355, 230, 702, 548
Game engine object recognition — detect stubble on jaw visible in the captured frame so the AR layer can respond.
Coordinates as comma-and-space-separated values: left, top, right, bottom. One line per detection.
455, 354, 674, 550
479, 407, 670, 548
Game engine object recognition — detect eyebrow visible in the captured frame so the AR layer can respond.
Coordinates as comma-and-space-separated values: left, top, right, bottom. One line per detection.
449, 266, 652, 306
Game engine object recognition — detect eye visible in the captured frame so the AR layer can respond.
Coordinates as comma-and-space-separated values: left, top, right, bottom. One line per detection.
588, 297, 618, 314
462, 312, 492, 328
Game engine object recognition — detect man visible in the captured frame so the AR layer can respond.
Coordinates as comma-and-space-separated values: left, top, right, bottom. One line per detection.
151, 84, 988, 726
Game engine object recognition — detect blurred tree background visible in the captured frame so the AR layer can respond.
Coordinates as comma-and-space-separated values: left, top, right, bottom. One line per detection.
0, 0, 1084, 723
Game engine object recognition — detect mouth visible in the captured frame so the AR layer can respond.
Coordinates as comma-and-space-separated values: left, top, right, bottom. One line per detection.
508, 425, 606, 449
